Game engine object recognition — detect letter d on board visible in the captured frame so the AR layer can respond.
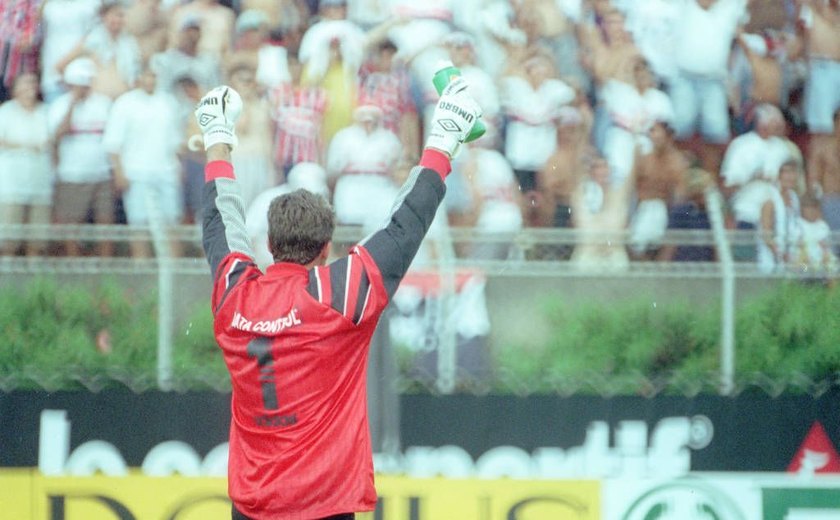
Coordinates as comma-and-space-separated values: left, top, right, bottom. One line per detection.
49, 494, 136, 520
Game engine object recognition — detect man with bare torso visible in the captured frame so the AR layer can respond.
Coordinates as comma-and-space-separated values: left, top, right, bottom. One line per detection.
734, 30, 785, 129
629, 120, 689, 258
808, 109, 840, 230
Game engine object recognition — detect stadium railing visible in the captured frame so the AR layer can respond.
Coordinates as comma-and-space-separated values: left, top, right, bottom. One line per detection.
1, 188, 838, 396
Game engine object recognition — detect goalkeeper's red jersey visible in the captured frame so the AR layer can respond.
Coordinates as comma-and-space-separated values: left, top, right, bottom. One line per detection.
201, 157, 447, 520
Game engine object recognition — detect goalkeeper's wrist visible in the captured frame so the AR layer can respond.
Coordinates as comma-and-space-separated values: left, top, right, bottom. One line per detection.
202, 126, 237, 150
419, 148, 451, 180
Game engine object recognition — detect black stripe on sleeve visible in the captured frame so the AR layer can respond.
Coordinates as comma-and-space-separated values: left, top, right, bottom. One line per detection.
306, 268, 320, 301
352, 271, 371, 324
329, 258, 348, 315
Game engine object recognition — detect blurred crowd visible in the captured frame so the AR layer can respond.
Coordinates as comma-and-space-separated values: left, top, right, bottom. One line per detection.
0, 0, 839, 273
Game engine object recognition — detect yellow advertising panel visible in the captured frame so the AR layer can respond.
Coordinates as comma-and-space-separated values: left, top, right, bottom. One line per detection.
374, 476, 600, 520
0, 471, 599, 520
2, 470, 230, 520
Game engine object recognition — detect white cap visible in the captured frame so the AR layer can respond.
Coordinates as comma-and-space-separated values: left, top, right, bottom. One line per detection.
64, 58, 96, 87
287, 163, 329, 198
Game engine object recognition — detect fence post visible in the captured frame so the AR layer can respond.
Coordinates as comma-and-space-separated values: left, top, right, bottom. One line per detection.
435, 206, 458, 394
706, 188, 735, 395
146, 194, 174, 391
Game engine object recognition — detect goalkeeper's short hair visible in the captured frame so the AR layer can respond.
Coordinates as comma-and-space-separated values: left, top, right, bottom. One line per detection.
267, 190, 335, 265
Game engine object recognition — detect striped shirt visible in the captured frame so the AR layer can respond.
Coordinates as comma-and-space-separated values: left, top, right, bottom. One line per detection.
358, 63, 416, 135
0, 0, 41, 88
269, 83, 328, 167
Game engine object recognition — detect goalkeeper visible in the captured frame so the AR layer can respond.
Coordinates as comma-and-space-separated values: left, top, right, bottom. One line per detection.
197, 78, 482, 520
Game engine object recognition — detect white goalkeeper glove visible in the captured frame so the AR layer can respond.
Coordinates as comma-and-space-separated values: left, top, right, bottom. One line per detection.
424, 77, 482, 158
194, 86, 243, 150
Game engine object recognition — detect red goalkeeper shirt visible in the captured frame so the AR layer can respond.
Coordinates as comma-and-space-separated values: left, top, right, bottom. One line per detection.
201, 154, 449, 520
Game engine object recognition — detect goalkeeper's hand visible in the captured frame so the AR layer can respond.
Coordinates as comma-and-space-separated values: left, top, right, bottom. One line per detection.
424, 77, 482, 158
194, 86, 243, 150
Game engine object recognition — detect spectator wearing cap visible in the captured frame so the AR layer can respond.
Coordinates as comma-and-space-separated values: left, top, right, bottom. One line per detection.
150, 14, 222, 94
55, 1, 142, 100
0, 73, 53, 256
39, 0, 100, 102
48, 57, 114, 257
326, 104, 402, 231
226, 9, 290, 92
168, 0, 235, 59
102, 65, 182, 258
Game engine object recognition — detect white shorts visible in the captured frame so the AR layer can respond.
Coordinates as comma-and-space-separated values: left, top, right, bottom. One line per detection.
123, 180, 183, 226
333, 174, 398, 231
669, 73, 730, 144
805, 58, 840, 134
629, 199, 668, 253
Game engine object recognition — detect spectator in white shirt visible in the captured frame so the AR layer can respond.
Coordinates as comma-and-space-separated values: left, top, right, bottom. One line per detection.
500, 50, 576, 193
48, 58, 114, 257
103, 66, 182, 258
39, 0, 101, 102
622, 0, 681, 84
758, 159, 802, 273
670, 0, 748, 173
0, 73, 53, 256
56, 1, 142, 99
721, 104, 800, 259
327, 104, 402, 230
460, 146, 524, 260
601, 58, 674, 185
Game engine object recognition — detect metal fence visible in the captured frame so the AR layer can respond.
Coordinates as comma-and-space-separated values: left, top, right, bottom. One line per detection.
1, 189, 839, 397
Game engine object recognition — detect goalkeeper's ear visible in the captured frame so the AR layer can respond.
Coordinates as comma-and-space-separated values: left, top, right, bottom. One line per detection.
314, 242, 331, 267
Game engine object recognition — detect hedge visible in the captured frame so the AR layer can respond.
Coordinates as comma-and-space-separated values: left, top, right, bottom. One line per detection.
1, 277, 839, 394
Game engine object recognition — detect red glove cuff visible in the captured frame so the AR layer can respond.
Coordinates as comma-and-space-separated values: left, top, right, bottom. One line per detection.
419, 149, 452, 180
205, 161, 235, 182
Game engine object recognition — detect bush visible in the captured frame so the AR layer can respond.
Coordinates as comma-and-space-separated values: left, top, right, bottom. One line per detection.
3, 277, 839, 395
493, 281, 840, 395
0, 277, 228, 391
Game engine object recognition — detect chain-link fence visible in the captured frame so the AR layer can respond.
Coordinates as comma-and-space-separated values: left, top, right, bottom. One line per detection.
2, 193, 840, 398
